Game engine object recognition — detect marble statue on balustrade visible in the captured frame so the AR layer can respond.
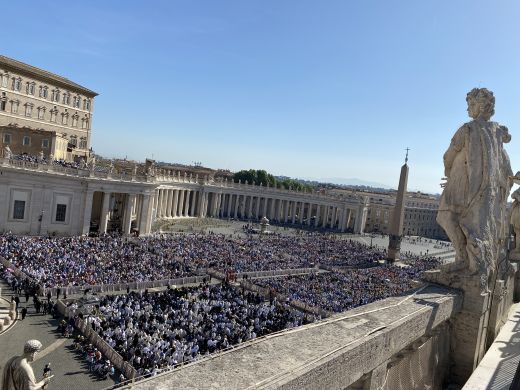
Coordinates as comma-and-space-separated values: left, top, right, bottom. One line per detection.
437, 88, 513, 293
4, 145, 12, 159
509, 182, 520, 261
2, 340, 53, 390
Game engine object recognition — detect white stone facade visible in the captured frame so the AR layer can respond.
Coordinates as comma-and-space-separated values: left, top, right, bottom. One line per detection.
0, 158, 368, 236
0, 55, 97, 159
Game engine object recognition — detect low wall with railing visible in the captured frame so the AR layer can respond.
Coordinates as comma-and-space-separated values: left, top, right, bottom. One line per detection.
41, 275, 208, 297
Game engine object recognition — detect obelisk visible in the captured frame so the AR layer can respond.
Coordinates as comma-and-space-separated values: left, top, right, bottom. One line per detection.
387, 149, 409, 262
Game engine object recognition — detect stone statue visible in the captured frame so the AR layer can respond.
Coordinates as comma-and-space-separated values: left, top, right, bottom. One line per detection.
437, 88, 513, 292
510, 183, 520, 259
4, 145, 12, 159
2, 340, 53, 390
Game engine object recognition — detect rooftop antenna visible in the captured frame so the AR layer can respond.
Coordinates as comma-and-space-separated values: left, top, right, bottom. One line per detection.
405, 147, 410, 164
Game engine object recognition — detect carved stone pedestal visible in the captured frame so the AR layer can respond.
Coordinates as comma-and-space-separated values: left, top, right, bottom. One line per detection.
424, 261, 516, 385
424, 263, 490, 385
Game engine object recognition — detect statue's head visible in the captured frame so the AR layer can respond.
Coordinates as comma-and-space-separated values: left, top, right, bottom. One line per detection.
466, 88, 495, 121
23, 340, 43, 362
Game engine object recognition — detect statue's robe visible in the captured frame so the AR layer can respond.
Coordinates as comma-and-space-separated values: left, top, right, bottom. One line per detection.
438, 120, 512, 290
2, 356, 39, 390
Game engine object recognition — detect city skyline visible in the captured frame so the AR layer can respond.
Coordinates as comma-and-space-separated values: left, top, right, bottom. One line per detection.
2, 1, 520, 193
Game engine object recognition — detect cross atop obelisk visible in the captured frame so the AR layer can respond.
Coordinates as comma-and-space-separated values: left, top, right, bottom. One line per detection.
387, 149, 410, 262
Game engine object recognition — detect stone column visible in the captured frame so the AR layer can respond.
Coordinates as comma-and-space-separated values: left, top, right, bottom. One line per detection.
290, 201, 296, 224
99, 192, 111, 234
234, 195, 239, 218
123, 194, 136, 235
156, 190, 162, 218
330, 207, 336, 229
307, 204, 312, 226
183, 190, 191, 216
165, 189, 173, 218
190, 191, 197, 216
242, 196, 247, 219
255, 196, 260, 219
172, 190, 179, 217
283, 200, 288, 223
340, 205, 348, 232
299, 202, 305, 224
226, 194, 232, 218
81, 189, 95, 235
178, 190, 185, 217
217, 193, 223, 217
262, 197, 268, 218
138, 194, 152, 235
161, 189, 167, 217
322, 206, 329, 228
247, 196, 253, 219
197, 192, 205, 217
269, 198, 275, 220
152, 190, 159, 219
314, 204, 321, 227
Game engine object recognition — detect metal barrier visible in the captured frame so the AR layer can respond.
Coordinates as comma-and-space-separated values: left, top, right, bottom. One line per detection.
41, 275, 207, 297
75, 317, 137, 380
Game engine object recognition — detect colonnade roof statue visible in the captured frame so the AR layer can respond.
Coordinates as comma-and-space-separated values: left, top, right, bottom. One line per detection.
437, 88, 513, 293
2, 339, 53, 390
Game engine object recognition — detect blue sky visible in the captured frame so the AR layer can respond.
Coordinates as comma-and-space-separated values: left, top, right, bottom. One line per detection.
3, 1, 520, 193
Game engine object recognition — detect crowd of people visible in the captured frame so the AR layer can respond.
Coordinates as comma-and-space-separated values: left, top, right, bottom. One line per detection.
86, 283, 312, 375
255, 257, 440, 313
0, 234, 191, 288
0, 232, 388, 288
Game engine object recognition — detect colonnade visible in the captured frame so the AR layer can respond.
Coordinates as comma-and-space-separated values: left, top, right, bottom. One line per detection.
83, 190, 154, 236
152, 188, 367, 233
154, 188, 200, 219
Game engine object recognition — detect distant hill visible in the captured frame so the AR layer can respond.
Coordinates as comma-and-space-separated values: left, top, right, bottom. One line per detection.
308, 177, 393, 190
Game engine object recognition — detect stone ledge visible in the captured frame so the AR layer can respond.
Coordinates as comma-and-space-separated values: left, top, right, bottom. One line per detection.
129, 285, 462, 390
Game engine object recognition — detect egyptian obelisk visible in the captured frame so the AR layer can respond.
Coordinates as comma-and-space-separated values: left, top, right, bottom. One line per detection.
387, 149, 409, 262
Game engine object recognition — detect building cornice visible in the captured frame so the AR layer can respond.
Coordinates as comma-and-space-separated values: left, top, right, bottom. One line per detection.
0, 55, 98, 97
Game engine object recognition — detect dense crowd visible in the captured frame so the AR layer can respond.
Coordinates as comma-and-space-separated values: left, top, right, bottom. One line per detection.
0, 234, 190, 288
87, 283, 312, 375
0, 233, 386, 288
255, 258, 440, 313
11, 153, 82, 169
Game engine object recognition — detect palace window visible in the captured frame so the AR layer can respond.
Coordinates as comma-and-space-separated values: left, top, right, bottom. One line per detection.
0, 92, 6, 111
1, 73, 8, 88
3, 133, 11, 144
81, 116, 89, 129
51, 89, 60, 102
26, 82, 35, 95
39, 86, 48, 99
42, 139, 50, 148
83, 98, 91, 110
62, 92, 70, 105
11, 77, 22, 91
61, 112, 69, 125
71, 113, 79, 127
13, 200, 26, 220
79, 137, 87, 149
24, 103, 33, 117
73, 95, 81, 108
10, 100, 19, 114
37, 106, 46, 120
55, 204, 67, 222
69, 135, 77, 147
50, 108, 58, 122
22, 136, 31, 146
